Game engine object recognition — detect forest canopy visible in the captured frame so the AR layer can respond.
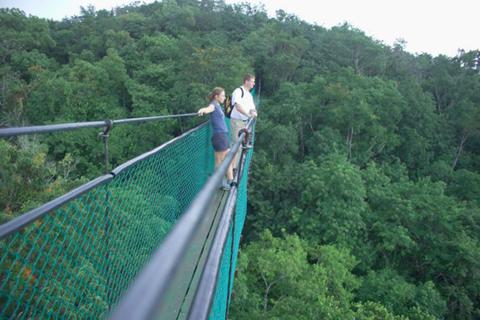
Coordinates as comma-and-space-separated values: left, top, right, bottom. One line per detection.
1, 1, 479, 319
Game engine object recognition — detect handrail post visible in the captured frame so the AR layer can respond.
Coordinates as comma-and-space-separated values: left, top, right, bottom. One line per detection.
100, 119, 113, 310
100, 120, 113, 174
235, 122, 252, 186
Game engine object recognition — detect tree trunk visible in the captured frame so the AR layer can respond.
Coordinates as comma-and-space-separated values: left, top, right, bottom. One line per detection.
308, 114, 314, 134
299, 118, 305, 160
346, 125, 353, 159
452, 131, 468, 171
261, 273, 286, 312
434, 88, 442, 113
263, 283, 272, 312
353, 50, 360, 74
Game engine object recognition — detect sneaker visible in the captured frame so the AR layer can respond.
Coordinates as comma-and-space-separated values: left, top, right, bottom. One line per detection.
220, 181, 231, 191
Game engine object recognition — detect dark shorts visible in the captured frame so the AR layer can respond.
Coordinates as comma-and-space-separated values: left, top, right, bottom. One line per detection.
212, 132, 229, 152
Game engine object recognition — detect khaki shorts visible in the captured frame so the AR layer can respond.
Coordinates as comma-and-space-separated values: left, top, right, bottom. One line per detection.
230, 118, 247, 145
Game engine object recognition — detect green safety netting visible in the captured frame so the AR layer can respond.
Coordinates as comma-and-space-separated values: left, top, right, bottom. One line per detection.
208, 126, 254, 320
0, 122, 215, 319
0, 115, 256, 320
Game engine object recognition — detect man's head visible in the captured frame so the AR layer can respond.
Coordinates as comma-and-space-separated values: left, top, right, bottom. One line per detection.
243, 74, 255, 90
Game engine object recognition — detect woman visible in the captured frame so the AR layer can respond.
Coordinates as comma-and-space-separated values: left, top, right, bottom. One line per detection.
197, 87, 234, 190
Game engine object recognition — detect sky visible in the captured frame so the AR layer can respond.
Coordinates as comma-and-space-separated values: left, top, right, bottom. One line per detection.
1, 0, 478, 57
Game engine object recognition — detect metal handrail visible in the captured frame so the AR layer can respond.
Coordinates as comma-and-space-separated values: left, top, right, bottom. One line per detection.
109, 118, 255, 320
0, 113, 198, 138
0, 120, 208, 240
188, 119, 254, 320
0, 175, 113, 240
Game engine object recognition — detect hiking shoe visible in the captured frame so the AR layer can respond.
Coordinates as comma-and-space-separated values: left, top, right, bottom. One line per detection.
220, 181, 231, 191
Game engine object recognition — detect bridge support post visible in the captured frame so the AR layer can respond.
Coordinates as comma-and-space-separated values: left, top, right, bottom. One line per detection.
99, 120, 113, 174
99, 119, 113, 310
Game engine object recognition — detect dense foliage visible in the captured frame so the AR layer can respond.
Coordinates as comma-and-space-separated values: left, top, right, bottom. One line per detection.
1, 1, 479, 319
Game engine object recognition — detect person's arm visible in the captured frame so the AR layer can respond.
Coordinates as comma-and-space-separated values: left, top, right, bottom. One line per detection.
246, 96, 257, 118
197, 104, 215, 116
235, 102, 251, 117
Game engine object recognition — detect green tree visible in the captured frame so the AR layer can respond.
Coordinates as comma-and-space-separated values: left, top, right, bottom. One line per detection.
231, 230, 360, 320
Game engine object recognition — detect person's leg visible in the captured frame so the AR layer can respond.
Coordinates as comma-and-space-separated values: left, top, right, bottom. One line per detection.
214, 151, 223, 169
230, 119, 241, 145
230, 119, 245, 172
223, 149, 234, 181
216, 149, 233, 180
214, 131, 233, 189
216, 149, 232, 190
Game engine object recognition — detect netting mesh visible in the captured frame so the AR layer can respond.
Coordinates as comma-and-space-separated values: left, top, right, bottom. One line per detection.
0, 115, 256, 320
208, 223, 233, 320
0, 122, 214, 319
208, 126, 255, 320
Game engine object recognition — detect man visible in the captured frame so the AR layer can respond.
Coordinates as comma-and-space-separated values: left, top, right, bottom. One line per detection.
230, 74, 257, 174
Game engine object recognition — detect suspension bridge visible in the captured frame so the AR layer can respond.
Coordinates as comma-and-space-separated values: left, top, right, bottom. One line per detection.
0, 109, 256, 319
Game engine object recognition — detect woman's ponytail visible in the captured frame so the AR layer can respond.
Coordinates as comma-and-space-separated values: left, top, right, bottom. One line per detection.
208, 87, 225, 101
